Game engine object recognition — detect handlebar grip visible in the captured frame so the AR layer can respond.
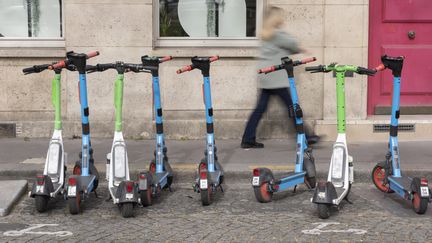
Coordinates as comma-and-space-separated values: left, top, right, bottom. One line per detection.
176, 65, 193, 74
22, 67, 36, 74
300, 57, 316, 64
86, 51, 99, 59
375, 63, 386, 72
209, 56, 219, 62
357, 66, 377, 76
258, 66, 276, 74
50, 60, 66, 70
159, 56, 173, 63
305, 66, 322, 72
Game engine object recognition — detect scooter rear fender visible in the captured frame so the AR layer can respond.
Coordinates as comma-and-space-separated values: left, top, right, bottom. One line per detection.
312, 181, 338, 204
30, 175, 54, 197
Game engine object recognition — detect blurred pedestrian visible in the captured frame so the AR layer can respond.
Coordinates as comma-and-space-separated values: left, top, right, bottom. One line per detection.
241, 6, 320, 149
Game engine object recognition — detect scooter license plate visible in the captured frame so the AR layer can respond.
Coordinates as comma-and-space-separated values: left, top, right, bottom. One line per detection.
200, 179, 208, 189
68, 186, 76, 197
252, 176, 260, 186
125, 193, 134, 200
36, 185, 44, 193
420, 187, 429, 197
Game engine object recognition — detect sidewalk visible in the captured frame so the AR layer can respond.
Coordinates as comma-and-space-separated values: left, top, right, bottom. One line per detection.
1, 138, 432, 182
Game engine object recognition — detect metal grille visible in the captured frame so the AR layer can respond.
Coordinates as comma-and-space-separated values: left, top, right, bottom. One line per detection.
373, 124, 415, 133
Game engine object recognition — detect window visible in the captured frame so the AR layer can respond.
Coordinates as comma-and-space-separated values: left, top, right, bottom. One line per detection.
155, 0, 263, 47
0, 0, 63, 38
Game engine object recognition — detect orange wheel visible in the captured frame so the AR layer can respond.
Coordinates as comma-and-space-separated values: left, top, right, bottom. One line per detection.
412, 192, 428, 214
253, 182, 273, 203
372, 164, 390, 192
73, 164, 81, 175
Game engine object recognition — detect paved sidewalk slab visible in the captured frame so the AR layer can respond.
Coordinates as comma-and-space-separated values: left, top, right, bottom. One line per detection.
0, 180, 27, 216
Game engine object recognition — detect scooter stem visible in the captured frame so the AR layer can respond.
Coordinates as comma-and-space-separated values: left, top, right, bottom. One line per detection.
114, 74, 124, 132
52, 73, 62, 130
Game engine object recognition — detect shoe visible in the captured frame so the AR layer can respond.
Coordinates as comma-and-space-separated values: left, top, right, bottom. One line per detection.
307, 135, 320, 145
241, 141, 264, 149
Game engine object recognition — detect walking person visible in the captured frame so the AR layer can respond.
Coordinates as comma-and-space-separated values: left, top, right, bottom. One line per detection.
241, 6, 320, 149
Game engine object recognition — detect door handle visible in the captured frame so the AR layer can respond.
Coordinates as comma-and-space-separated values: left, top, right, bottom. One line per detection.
408, 31, 415, 40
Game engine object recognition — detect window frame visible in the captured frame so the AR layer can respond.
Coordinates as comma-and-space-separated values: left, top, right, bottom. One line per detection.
0, 1, 65, 49
153, 0, 265, 47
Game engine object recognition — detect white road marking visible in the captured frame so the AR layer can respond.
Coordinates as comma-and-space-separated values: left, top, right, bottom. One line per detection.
21, 158, 45, 164
302, 222, 367, 235
3, 224, 72, 237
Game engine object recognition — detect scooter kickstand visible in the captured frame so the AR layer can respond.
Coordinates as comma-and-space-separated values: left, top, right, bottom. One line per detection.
344, 197, 353, 204
105, 194, 112, 202
293, 185, 297, 193
94, 190, 99, 198
219, 184, 224, 193
168, 186, 173, 192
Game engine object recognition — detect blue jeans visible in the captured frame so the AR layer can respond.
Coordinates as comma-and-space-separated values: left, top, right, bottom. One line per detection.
242, 88, 310, 142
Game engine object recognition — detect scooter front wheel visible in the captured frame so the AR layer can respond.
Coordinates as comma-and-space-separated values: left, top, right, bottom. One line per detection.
317, 204, 330, 219
119, 202, 134, 218
253, 182, 273, 203
68, 193, 81, 215
35, 195, 49, 213
412, 192, 428, 214
140, 186, 152, 207
372, 164, 391, 193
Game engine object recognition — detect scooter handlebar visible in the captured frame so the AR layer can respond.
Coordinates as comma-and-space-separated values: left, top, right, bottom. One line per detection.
49, 51, 99, 70
22, 64, 51, 74
356, 66, 377, 76
299, 57, 316, 65
209, 55, 219, 62
374, 63, 386, 72
258, 65, 280, 74
159, 56, 173, 63
176, 65, 193, 74
305, 65, 325, 73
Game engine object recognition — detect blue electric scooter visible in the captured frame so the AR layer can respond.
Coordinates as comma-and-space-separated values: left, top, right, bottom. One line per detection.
177, 56, 224, 206
49, 51, 100, 214
137, 56, 174, 206
371, 55, 431, 214
251, 57, 317, 203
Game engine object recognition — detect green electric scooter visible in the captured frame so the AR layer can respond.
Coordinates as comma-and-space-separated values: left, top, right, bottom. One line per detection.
306, 63, 376, 219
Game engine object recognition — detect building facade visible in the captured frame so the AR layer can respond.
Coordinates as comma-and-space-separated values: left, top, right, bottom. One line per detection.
0, 0, 431, 141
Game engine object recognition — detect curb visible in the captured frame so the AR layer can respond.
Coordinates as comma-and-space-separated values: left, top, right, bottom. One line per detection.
0, 180, 28, 216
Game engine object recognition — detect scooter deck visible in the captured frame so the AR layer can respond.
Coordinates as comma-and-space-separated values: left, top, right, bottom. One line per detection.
77, 175, 97, 192
276, 171, 306, 191
389, 176, 412, 196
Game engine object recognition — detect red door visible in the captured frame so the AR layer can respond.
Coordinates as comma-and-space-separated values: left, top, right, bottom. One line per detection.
368, 0, 432, 115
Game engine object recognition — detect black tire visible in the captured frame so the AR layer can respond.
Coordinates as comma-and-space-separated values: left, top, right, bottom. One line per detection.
412, 192, 428, 214
35, 195, 49, 213
68, 193, 81, 215
140, 188, 152, 207
305, 176, 317, 189
120, 203, 134, 218
253, 182, 273, 203
317, 204, 330, 219
201, 189, 213, 206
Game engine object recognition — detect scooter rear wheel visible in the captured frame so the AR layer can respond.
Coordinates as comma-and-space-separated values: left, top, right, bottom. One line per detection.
120, 202, 134, 218
68, 193, 81, 215
140, 183, 152, 207
253, 182, 273, 203
201, 188, 212, 206
412, 192, 428, 214
35, 195, 49, 213
372, 164, 391, 193
317, 204, 330, 219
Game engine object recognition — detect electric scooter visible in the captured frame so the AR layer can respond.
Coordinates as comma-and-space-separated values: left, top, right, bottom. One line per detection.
305, 63, 376, 219
137, 56, 174, 207
49, 51, 100, 214
371, 55, 431, 214
176, 56, 224, 205
86, 62, 145, 217
24, 63, 70, 212
251, 57, 317, 203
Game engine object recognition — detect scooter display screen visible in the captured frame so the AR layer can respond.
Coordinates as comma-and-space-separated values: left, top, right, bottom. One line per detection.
47, 143, 61, 174
113, 145, 126, 179
331, 147, 345, 181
